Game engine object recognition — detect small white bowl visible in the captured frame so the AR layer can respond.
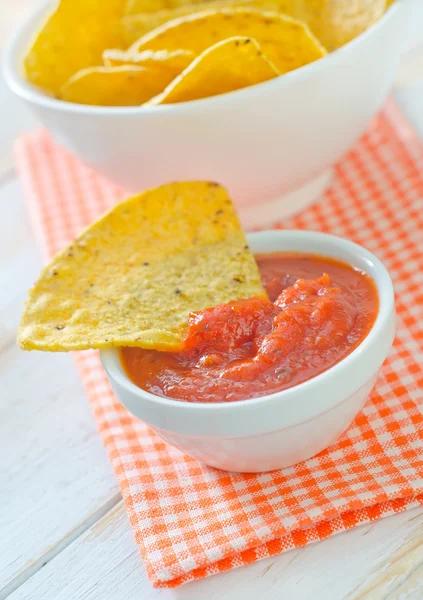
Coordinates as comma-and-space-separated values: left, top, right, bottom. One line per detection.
2, 1, 413, 226
100, 230, 395, 473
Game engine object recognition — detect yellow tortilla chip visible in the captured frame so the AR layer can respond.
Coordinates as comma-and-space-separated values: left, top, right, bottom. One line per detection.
121, 2, 229, 45
121, 0, 297, 45
103, 49, 194, 79
295, 0, 387, 51
19, 182, 266, 352
59, 65, 174, 106
23, 0, 126, 95
129, 8, 326, 74
149, 37, 279, 105
125, 0, 213, 15
123, 0, 385, 49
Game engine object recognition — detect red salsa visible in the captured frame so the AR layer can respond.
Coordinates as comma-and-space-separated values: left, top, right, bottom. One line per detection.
121, 253, 379, 403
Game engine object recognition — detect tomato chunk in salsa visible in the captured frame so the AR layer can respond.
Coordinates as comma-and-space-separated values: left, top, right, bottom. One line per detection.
121, 253, 379, 403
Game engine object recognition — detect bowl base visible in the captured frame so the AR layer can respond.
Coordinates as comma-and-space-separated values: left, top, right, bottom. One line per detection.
153, 374, 378, 473
240, 168, 333, 230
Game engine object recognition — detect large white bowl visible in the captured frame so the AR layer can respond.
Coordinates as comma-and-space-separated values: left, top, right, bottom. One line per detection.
2, 1, 414, 225
100, 230, 395, 473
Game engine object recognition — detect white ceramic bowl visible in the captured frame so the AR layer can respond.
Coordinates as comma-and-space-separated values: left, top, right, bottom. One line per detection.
2, 1, 414, 226
100, 230, 395, 473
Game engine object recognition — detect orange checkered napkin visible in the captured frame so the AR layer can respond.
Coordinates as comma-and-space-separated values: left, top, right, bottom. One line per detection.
15, 102, 423, 588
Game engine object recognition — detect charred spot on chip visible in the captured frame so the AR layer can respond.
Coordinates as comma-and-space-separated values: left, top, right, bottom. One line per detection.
215, 209, 224, 215
143, 261, 150, 266
52, 270, 58, 276
55, 325, 65, 330
175, 288, 181, 295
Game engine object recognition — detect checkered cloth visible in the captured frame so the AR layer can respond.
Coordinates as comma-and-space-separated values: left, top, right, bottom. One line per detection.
15, 101, 423, 588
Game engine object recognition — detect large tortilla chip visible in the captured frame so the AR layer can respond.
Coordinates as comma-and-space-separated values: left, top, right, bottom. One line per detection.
23, 0, 126, 95
295, 0, 387, 51
149, 37, 279, 105
123, 0, 385, 50
19, 182, 266, 352
129, 8, 326, 74
125, 0, 212, 15
121, 2, 232, 44
103, 49, 194, 79
121, 0, 297, 45
59, 65, 174, 106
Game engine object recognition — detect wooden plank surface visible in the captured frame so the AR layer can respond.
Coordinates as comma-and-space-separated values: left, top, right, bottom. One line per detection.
355, 518, 423, 599
7, 501, 423, 600
0, 180, 120, 598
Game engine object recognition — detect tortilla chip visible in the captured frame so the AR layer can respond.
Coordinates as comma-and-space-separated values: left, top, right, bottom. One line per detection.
123, 0, 385, 49
295, 0, 387, 51
121, 2, 229, 45
19, 182, 266, 352
149, 37, 279, 105
125, 0, 212, 15
23, 0, 126, 95
121, 0, 298, 44
129, 8, 326, 74
103, 49, 194, 79
59, 65, 174, 106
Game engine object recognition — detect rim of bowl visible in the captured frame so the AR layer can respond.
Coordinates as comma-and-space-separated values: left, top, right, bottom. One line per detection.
100, 230, 395, 413
3, 0, 403, 116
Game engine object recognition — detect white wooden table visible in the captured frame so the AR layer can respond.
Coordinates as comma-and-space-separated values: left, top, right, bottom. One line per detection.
2, 4, 423, 599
